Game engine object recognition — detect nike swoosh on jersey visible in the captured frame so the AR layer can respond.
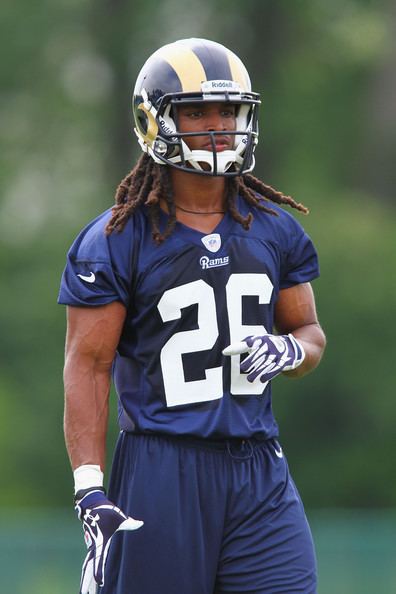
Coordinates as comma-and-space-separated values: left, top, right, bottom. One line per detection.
77, 272, 96, 283
274, 445, 283, 458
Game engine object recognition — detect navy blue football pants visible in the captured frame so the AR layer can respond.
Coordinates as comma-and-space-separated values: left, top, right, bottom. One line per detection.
99, 432, 317, 594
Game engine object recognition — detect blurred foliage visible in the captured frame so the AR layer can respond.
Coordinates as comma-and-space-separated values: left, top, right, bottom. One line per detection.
0, 0, 395, 509
2, 509, 396, 594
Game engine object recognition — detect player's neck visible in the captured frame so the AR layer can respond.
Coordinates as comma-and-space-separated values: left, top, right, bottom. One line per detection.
169, 168, 226, 213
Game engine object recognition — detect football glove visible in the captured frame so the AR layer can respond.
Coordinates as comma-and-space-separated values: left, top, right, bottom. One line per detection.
75, 488, 143, 594
223, 333, 305, 383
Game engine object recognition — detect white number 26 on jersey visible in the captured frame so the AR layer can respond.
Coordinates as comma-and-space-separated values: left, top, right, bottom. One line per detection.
157, 273, 273, 407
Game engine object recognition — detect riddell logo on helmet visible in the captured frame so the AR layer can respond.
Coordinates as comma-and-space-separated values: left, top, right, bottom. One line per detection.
201, 80, 241, 93
159, 118, 175, 136
211, 81, 233, 88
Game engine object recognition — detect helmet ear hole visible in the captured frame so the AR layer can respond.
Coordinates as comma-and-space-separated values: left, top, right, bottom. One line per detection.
136, 111, 148, 135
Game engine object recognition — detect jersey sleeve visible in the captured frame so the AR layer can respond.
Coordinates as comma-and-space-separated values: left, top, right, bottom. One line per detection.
279, 213, 320, 289
57, 210, 134, 307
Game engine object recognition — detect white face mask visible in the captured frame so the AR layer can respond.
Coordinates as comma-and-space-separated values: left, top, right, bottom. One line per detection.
135, 97, 259, 177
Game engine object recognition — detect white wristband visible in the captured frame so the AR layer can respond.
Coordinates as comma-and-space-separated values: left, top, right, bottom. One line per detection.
73, 464, 104, 494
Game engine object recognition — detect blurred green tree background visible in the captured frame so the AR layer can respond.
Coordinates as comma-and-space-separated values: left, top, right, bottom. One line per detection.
1, 0, 395, 512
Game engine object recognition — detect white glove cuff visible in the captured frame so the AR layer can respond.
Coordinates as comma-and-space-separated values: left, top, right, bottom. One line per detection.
287, 333, 306, 369
73, 464, 104, 495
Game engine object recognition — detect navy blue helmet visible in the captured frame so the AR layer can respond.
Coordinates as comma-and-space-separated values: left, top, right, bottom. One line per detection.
133, 38, 260, 176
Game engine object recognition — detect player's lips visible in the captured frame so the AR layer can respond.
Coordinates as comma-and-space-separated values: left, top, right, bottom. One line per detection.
202, 137, 232, 151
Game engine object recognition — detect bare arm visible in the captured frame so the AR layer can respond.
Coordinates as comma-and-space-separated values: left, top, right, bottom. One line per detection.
275, 282, 326, 378
63, 301, 127, 471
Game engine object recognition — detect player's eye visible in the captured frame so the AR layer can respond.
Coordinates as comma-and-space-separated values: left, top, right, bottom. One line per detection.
186, 110, 203, 119
221, 107, 236, 118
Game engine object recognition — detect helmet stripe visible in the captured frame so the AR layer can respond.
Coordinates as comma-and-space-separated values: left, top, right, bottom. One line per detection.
226, 51, 251, 92
160, 45, 207, 92
134, 57, 183, 97
189, 40, 233, 83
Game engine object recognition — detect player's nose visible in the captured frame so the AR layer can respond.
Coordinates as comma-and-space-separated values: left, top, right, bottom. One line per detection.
205, 108, 226, 131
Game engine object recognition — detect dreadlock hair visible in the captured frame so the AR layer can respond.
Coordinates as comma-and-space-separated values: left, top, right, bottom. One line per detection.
105, 153, 309, 244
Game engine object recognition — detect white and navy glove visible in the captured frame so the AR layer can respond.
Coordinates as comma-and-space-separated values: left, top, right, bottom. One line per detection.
75, 487, 143, 594
223, 333, 305, 383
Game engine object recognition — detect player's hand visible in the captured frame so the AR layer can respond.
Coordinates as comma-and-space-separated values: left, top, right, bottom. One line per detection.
223, 333, 305, 383
75, 488, 143, 594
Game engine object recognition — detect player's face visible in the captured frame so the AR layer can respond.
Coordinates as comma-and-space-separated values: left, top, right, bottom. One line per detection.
176, 102, 237, 152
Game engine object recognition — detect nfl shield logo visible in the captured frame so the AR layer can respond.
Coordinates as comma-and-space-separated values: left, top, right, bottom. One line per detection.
201, 233, 221, 253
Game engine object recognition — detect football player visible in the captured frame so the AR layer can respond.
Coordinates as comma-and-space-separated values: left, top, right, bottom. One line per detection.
59, 38, 326, 594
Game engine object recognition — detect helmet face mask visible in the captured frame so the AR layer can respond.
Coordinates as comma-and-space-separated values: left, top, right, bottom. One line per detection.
133, 39, 260, 176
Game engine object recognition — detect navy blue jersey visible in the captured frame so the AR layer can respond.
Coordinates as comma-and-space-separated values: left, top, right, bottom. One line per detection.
58, 196, 319, 440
